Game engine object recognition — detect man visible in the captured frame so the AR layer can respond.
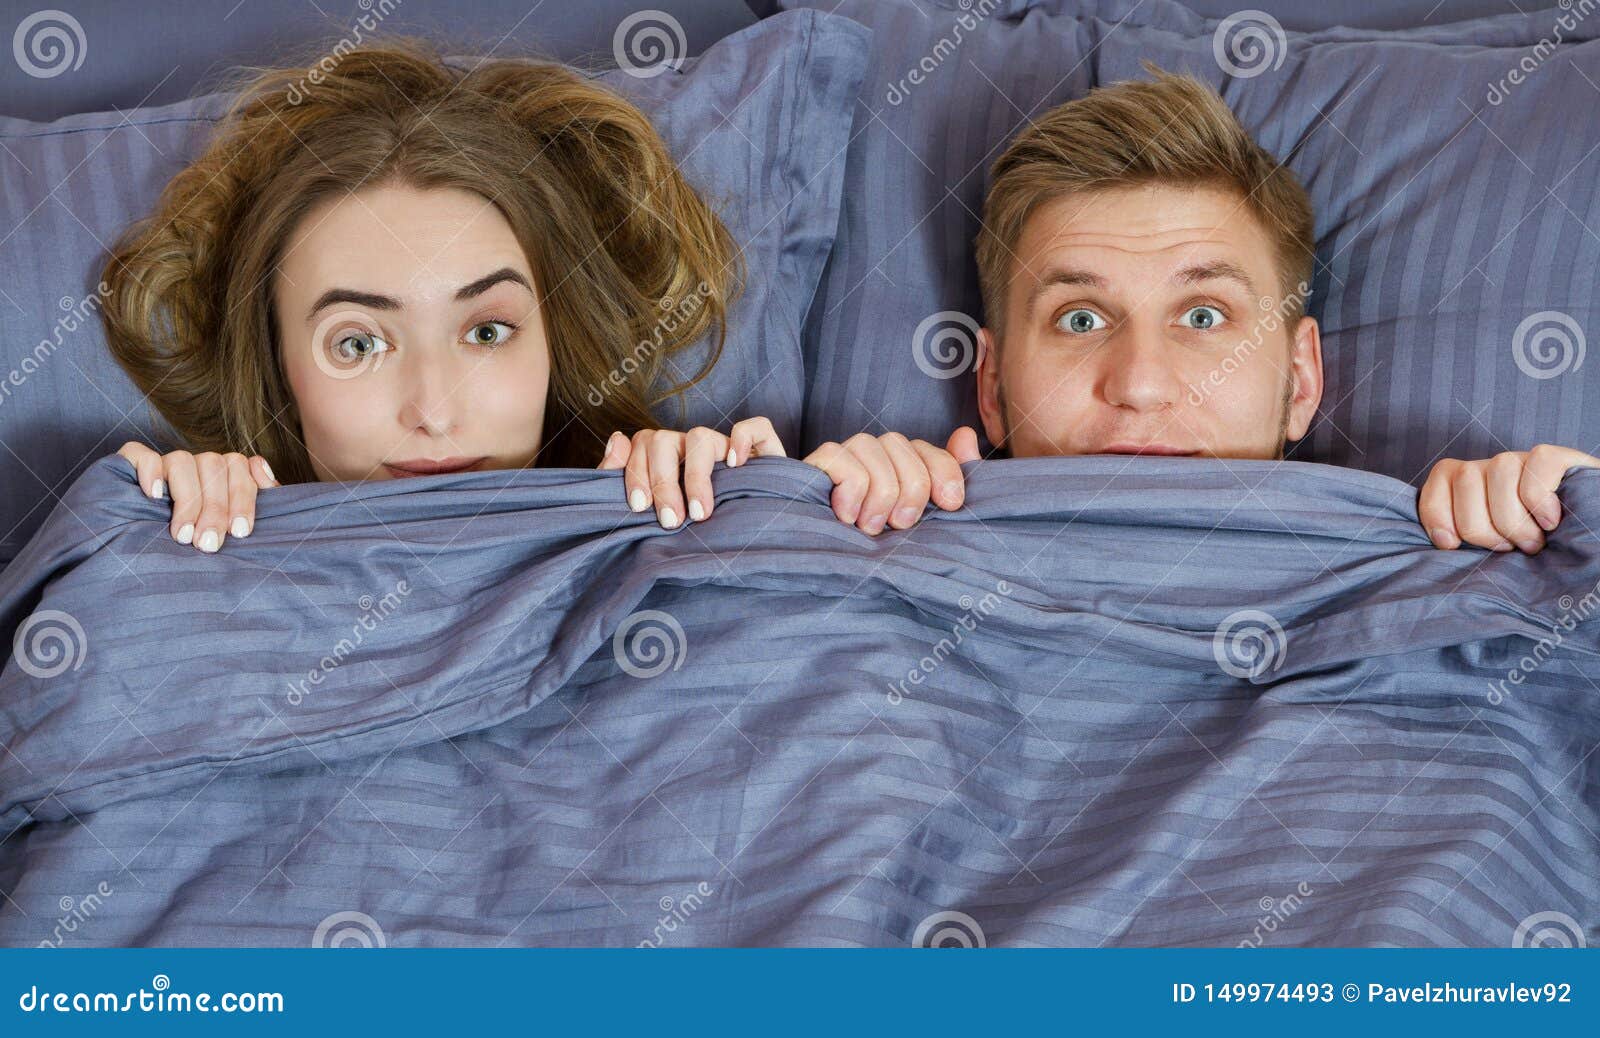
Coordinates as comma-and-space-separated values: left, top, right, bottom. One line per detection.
802, 66, 1596, 554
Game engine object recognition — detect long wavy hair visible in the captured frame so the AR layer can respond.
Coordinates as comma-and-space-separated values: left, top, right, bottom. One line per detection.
99, 36, 742, 482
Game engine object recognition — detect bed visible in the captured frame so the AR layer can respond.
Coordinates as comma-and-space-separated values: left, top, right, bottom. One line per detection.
0, 0, 1596, 947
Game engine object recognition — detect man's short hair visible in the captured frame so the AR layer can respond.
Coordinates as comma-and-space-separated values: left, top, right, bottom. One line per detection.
975, 64, 1315, 335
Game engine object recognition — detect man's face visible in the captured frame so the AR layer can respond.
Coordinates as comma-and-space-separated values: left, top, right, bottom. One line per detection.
977, 182, 1322, 460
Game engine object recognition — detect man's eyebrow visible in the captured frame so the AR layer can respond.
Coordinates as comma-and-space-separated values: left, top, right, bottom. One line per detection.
305, 266, 532, 324
1026, 267, 1107, 316
1174, 261, 1255, 294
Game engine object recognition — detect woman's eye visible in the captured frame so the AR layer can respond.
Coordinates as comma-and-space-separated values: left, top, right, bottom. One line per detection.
331, 330, 388, 363
1056, 308, 1106, 334
464, 321, 516, 348
1183, 305, 1225, 330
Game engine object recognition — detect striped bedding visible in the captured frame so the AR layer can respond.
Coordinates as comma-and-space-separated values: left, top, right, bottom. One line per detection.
0, 453, 1595, 946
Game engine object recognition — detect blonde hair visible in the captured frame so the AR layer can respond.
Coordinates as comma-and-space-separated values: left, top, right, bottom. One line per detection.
100, 36, 742, 482
976, 64, 1313, 335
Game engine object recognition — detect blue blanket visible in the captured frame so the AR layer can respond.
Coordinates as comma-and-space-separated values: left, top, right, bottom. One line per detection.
1, 453, 1596, 947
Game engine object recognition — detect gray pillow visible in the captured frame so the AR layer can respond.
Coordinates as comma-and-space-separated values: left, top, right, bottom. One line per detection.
777, 0, 1600, 487
0, 9, 869, 565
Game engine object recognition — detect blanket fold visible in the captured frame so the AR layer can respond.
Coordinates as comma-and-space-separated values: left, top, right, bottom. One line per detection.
1, 453, 1596, 946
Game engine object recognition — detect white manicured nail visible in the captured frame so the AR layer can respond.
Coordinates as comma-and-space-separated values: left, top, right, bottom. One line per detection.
198, 529, 219, 553
660, 507, 679, 529
727, 448, 738, 466
688, 499, 705, 522
261, 459, 275, 483
231, 516, 250, 538
629, 488, 648, 512
150, 479, 165, 500
177, 523, 194, 545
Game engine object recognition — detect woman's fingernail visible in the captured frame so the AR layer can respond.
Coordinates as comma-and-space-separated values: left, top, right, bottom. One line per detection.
1428, 527, 1455, 548
177, 523, 194, 545
629, 489, 647, 512
727, 448, 738, 467
865, 513, 886, 533
1535, 506, 1559, 531
660, 507, 679, 529
198, 529, 219, 553
688, 499, 706, 522
892, 506, 918, 527
261, 460, 275, 484
1492, 540, 1514, 552
150, 479, 165, 500
231, 516, 250, 538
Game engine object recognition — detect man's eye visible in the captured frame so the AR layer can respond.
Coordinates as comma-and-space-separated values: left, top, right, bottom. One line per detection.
1056, 308, 1106, 334
464, 321, 516, 348
1183, 305, 1224, 330
331, 330, 389, 363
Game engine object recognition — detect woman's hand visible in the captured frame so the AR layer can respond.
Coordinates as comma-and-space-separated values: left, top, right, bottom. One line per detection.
596, 416, 786, 529
117, 441, 279, 553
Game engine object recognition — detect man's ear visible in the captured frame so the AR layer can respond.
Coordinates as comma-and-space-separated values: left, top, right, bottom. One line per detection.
1284, 315, 1323, 442
975, 326, 1007, 449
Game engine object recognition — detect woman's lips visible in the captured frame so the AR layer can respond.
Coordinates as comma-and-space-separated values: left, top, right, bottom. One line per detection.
382, 456, 488, 478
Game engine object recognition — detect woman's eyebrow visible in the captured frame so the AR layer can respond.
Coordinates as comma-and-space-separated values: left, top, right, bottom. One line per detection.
304, 267, 532, 324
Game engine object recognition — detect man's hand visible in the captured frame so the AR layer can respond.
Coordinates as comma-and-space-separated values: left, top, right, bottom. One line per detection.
802, 427, 980, 535
1419, 444, 1600, 554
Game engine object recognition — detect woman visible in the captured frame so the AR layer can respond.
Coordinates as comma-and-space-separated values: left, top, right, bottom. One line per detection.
103, 38, 784, 553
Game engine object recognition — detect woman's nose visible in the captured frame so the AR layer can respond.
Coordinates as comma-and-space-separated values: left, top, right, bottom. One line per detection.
397, 352, 463, 436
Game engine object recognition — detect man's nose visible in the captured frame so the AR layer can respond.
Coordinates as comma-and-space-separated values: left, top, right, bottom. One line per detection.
1100, 323, 1181, 412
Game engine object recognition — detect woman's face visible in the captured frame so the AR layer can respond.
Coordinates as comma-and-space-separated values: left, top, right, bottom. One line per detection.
273, 183, 551, 481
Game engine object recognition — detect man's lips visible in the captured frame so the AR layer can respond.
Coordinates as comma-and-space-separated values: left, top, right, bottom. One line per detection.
382, 456, 488, 477
1095, 444, 1199, 457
